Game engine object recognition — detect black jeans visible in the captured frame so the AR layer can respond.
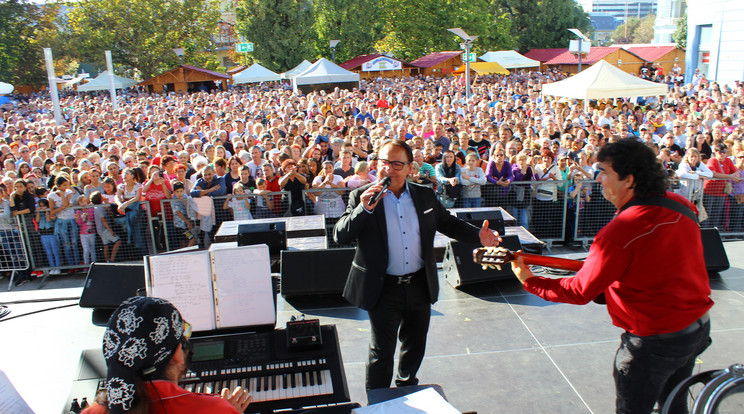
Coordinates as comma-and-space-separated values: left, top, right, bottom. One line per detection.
614, 317, 711, 414
366, 270, 430, 392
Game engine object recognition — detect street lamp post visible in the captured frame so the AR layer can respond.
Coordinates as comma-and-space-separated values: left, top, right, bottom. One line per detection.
172, 48, 185, 66
447, 28, 477, 100
329, 40, 340, 63
568, 29, 590, 73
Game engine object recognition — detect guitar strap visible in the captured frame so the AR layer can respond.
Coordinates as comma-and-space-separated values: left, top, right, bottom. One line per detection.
620, 195, 699, 227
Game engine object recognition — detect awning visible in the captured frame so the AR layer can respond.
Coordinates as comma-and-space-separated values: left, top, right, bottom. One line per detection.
453, 62, 509, 75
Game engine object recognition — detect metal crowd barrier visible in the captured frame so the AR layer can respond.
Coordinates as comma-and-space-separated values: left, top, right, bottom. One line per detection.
2, 216, 31, 290
11, 178, 744, 286
18, 201, 156, 284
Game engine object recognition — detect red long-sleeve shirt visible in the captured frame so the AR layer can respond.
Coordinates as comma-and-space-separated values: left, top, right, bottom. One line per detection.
524, 192, 713, 336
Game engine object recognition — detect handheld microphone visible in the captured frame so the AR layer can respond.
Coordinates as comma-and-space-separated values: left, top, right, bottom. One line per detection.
369, 176, 391, 205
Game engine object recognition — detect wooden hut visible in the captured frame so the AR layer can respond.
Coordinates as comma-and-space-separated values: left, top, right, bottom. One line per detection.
525, 47, 645, 75
138, 65, 230, 94
339, 54, 420, 79
622, 45, 685, 75
410, 51, 463, 77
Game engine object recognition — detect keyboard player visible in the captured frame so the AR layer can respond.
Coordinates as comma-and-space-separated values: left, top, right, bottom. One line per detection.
82, 296, 252, 414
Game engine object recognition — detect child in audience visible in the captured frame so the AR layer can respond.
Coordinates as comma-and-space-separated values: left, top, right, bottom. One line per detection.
36, 198, 62, 274
224, 182, 253, 220
75, 195, 97, 264
171, 181, 197, 248
90, 191, 120, 263
253, 178, 274, 218
238, 165, 256, 191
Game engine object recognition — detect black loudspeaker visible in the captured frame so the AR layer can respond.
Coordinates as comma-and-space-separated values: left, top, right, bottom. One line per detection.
701, 228, 729, 273
443, 235, 522, 288
237, 222, 287, 255
79, 263, 146, 309
280, 248, 355, 297
455, 210, 506, 236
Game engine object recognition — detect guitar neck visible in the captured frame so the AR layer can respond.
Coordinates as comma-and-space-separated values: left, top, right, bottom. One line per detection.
516, 252, 584, 272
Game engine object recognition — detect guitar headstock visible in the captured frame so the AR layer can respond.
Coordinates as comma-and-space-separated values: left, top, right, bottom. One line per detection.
472, 247, 516, 270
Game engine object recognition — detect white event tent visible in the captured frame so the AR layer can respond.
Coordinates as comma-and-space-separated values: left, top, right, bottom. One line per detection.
0, 81, 14, 94
77, 71, 136, 92
293, 58, 360, 94
541, 60, 668, 100
282, 60, 312, 80
232, 63, 281, 84
479, 50, 540, 69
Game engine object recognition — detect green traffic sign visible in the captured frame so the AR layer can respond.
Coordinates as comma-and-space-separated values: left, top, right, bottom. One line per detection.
236, 43, 254, 53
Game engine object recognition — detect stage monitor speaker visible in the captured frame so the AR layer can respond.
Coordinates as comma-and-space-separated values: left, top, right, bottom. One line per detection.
280, 248, 355, 297
455, 210, 505, 236
443, 235, 521, 288
701, 228, 729, 274
237, 222, 287, 255
79, 263, 146, 309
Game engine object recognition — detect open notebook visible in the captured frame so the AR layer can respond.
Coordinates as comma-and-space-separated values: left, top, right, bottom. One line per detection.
145, 244, 275, 332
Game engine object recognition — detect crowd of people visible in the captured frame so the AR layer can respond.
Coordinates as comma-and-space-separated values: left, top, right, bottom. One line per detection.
1, 67, 743, 285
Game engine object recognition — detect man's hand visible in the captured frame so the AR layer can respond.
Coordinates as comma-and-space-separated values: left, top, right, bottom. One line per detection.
221, 386, 252, 412
360, 181, 387, 211
510, 253, 534, 284
478, 219, 501, 247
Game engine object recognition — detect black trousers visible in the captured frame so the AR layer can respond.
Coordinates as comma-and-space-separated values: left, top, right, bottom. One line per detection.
366, 270, 430, 391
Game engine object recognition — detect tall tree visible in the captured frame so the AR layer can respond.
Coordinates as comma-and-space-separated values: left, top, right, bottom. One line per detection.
612, 14, 655, 44
234, 0, 315, 72
60, 0, 221, 79
312, 0, 384, 63
497, 0, 592, 52
0, 0, 57, 86
673, 12, 687, 49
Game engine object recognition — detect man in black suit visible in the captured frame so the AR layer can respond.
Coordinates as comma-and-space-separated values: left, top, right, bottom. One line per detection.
334, 140, 500, 392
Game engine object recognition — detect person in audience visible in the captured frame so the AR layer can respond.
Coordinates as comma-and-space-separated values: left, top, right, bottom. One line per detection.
224, 182, 253, 221
91, 191, 121, 262
35, 198, 61, 274
75, 194, 97, 265
460, 153, 486, 207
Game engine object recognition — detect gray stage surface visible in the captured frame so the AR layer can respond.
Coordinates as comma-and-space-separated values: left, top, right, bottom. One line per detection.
2, 242, 743, 414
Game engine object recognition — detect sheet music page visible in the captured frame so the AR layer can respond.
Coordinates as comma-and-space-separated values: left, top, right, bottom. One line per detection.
209, 244, 275, 328
0, 370, 34, 414
148, 252, 216, 331
352, 387, 461, 414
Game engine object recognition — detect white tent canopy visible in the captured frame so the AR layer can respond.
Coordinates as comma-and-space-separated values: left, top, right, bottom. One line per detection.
541, 60, 668, 100
77, 71, 136, 92
282, 60, 312, 80
0, 82, 13, 94
293, 58, 360, 86
232, 63, 281, 84
479, 50, 540, 69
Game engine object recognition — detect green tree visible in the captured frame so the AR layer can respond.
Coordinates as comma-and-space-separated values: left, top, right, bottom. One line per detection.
60, 0, 220, 79
312, 0, 384, 63
612, 14, 655, 44
0, 0, 57, 86
234, 0, 315, 72
497, 0, 592, 52
673, 12, 687, 49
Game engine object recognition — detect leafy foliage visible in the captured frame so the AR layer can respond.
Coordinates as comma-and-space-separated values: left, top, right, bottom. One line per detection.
60, 0, 221, 78
0, 0, 58, 86
673, 12, 687, 49
496, 0, 592, 52
612, 14, 655, 44
312, 0, 384, 63
234, 0, 315, 72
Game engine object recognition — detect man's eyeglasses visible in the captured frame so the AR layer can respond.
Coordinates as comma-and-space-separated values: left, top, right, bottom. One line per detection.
379, 159, 409, 171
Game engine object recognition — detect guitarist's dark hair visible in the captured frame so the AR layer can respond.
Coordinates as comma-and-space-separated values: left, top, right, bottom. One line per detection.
597, 138, 667, 200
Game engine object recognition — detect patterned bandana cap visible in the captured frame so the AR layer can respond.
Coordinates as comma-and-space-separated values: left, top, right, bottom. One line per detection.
103, 296, 184, 414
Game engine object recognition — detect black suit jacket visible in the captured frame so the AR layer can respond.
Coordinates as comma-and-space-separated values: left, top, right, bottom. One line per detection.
334, 182, 480, 310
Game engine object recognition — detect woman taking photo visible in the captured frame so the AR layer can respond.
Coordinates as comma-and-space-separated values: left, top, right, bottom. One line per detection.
311, 161, 345, 218
278, 159, 307, 216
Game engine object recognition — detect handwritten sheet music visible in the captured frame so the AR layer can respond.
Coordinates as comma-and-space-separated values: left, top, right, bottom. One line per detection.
148, 252, 216, 331
210, 244, 275, 328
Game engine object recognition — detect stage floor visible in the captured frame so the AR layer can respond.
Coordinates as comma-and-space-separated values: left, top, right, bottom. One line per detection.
2, 243, 744, 414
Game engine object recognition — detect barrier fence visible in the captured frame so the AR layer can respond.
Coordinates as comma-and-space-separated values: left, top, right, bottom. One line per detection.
6, 178, 743, 287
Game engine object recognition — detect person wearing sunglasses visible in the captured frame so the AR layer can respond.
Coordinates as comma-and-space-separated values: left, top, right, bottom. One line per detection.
334, 139, 500, 394
83, 296, 250, 414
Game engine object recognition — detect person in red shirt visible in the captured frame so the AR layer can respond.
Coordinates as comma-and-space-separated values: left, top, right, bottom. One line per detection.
261, 163, 282, 215
703, 142, 741, 229
511, 139, 713, 414
82, 296, 250, 414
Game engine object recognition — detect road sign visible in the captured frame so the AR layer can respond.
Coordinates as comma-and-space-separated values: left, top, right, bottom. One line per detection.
236, 43, 254, 53
467, 53, 476, 62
